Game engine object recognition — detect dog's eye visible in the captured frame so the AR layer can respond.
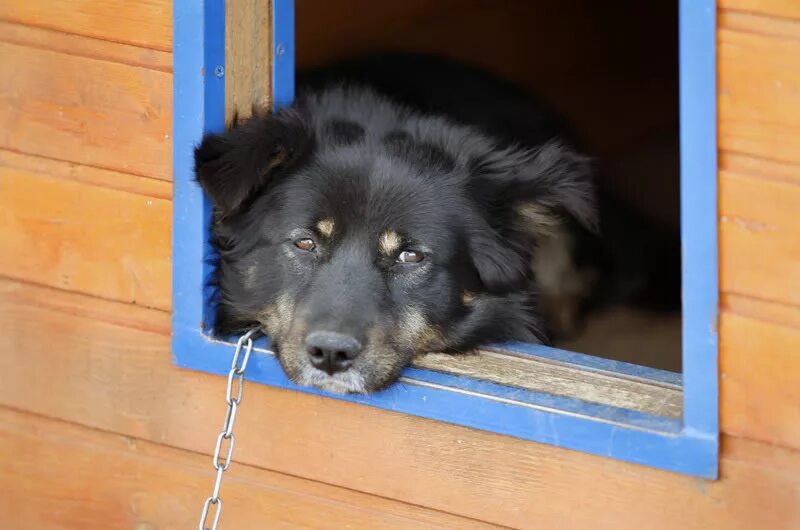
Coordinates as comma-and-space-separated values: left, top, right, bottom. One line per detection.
397, 250, 424, 264
294, 238, 316, 252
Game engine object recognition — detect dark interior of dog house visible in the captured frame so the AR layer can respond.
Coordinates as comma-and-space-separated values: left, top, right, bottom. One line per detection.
296, 0, 682, 372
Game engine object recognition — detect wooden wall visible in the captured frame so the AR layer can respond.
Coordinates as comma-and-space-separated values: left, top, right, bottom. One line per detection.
0, 1, 799, 528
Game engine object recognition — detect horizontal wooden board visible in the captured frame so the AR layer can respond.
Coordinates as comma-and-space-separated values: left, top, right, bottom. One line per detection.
415, 346, 682, 418
720, 151, 800, 186
720, 9, 800, 42
0, 158, 171, 309
0, 279, 799, 529
0, 0, 171, 51
0, 408, 493, 530
720, 0, 800, 21
720, 294, 800, 449
0, 148, 171, 199
0, 20, 171, 72
0, 41, 171, 180
720, 170, 800, 307
718, 23, 800, 165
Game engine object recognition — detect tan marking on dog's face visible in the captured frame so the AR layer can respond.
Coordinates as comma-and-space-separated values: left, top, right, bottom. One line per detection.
515, 202, 560, 236
398, 307, 443, 350
262, 149, 287, 176
257, 293, 296, 337
461, 291, 476, 305
244, 264, 258, 288
316, 218, 335, 238
275, 293, 295, 330
379, 230, 402, 256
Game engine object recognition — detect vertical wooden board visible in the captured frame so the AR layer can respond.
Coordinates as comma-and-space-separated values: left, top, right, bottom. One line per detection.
720, 170, 800, 306
2, 280, 800, 530
718, 26, 800, 165
0, 408, 496, 530
0, 0, 172, 51
720, 0, 800, 21
720, 303, 800, 449
225, 0, 272, 123
0, 42, 171, 180
0, 167, 171, 309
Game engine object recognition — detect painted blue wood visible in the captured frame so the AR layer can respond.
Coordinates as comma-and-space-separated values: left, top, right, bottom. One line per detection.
173, 330, 714, 476
679, 0, 719, 449
172, 0, 718, 478
172, 0, 224, 344
272, 0, 295, 110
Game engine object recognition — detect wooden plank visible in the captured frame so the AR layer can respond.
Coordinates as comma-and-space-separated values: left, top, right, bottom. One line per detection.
720, 9, 800, 42
0, 408, 494, 530
225, 0, 272, 124
720, 294, 800, 449
720, 170, 800, 307
718, 23, 800, 165
0, 0, 171, 51
415, 347, 682, 419
0, 20, 171, 72
0, 162, 171, 309
1, 279, 799, 529
723, 292, 800, 329
0, 149, 171, 199
720, 0, 800, 21
0, 41, 171, 180
720, 151, 800, 186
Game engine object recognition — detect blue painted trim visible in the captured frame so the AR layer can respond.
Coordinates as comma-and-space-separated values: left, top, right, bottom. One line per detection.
679, 0, 719, 457
174, 330, 714, 476
272, 0, 295, 109
172, 0, 719, 478
172, 0, 225, 344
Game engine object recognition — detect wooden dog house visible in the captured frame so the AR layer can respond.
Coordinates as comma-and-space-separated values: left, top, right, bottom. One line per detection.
1, 0, 799, 528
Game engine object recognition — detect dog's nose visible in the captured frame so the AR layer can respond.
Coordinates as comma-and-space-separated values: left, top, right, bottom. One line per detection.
305, 331, 362, 375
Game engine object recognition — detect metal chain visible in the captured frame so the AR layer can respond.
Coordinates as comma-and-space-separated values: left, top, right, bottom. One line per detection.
198, 329, 258, 530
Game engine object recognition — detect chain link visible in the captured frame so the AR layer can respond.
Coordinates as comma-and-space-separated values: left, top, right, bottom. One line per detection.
198, 329, 258, 530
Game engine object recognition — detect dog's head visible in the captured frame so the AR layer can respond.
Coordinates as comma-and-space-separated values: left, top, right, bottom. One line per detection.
195, 87, 595, 393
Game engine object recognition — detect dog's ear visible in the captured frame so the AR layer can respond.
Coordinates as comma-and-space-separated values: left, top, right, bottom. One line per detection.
466, 140, 596, 293
467, 224, 532, 294
469, 140, 597, 235
194, 108, 313, 214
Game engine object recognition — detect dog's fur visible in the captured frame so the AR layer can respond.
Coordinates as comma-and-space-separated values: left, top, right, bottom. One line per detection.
195, 54, 679, 393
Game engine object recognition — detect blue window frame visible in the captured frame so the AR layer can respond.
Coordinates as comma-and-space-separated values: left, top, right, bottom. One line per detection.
172, 0, 718, 478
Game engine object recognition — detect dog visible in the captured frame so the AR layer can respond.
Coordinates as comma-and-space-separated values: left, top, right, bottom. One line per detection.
195, 54, 679, 393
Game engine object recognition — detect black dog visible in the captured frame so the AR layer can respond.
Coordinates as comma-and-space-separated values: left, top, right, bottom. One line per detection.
195, 54, 678, 393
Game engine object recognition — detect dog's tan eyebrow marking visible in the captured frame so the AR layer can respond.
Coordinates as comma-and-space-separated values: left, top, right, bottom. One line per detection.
461, 291, 476, 305
316, 218, 335, 238
515, 202, 560, 235
379, 230, 402, 255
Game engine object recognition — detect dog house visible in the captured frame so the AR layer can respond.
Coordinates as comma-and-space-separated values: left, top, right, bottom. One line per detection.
1, 0, 799, 528
175, 0, 715, 477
